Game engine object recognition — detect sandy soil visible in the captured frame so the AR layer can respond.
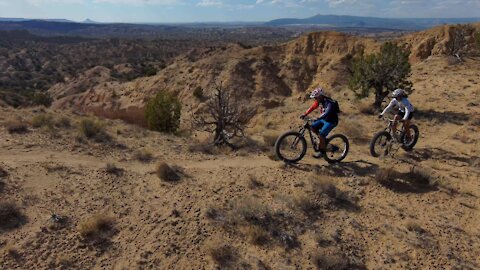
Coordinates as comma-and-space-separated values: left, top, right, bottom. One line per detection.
0, 56, 479, 269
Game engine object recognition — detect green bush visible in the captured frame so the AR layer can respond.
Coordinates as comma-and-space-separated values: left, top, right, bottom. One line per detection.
145, 91, 181, 133
349, 42, 413, 109
32, 114, 55, 128
142, 65, 158, 77
78, 118, 111, 142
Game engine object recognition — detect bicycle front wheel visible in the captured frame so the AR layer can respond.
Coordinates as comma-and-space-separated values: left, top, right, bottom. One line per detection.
323, 134, 349, 163
275, 131, 307, 163
370, 131, 392, 157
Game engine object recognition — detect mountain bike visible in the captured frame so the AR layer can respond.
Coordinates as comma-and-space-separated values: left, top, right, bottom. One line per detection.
275, 117, 349, 164
370, 117, 419, 157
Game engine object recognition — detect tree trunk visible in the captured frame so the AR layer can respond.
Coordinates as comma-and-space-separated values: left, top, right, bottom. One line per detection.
374, 88, 388, 109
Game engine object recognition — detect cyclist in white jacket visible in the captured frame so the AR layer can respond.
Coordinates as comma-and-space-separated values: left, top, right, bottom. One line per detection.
379, 89, 415, 141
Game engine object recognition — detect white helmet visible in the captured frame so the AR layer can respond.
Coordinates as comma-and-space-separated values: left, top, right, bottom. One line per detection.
310, 87, 326, 99
392, 89, 404, 98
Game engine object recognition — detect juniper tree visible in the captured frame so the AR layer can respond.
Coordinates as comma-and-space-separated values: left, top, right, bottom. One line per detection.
349, 42, 413, 109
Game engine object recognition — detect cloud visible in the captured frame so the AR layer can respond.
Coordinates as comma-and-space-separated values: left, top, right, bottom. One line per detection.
26, 0, 84, 5
196, 0, 255, 9
197, 0, 222, 6
256, 0, 320, 7
93, 0, 183, 4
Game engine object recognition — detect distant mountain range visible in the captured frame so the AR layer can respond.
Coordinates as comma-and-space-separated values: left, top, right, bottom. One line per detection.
0, 18, 74, 23
0, 15, 479, 39
265, 14, 480, 29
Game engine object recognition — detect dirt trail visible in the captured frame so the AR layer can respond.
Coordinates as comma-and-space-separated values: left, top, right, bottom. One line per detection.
0, 147, 280, 173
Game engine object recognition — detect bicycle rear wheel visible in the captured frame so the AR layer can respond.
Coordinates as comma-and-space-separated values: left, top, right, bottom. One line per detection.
275, 131, 307, 163
370, 131, 392, 157
401, 124, 419, 151
323, 134, 349, 163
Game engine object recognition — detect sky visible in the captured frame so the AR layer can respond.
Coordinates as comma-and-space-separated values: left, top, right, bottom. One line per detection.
0, 0, 479, 23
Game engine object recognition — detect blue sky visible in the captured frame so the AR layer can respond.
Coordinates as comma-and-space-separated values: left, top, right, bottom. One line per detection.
0, 0, 479, 23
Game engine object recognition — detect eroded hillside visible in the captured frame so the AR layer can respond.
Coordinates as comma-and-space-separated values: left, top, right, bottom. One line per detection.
1, 23, 479, 269
49, 24, 480, 127
0, 54, 479, 269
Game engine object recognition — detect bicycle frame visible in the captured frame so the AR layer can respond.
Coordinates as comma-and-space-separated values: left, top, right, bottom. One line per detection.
298, 119, 320, 152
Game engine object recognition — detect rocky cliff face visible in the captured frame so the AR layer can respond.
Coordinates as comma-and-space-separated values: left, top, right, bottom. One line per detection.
49, 24, 480, 126
402, 23, 480, 62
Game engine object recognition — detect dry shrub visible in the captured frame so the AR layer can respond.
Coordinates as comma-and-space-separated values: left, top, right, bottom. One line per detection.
205, 207, 225, 222
248, 175, 264, 189
408, 166, 434, 186
291, 192, 321, 216
56, 116, 72, 128
375, 167, 397, 184
5, 120, 28, 134
313, 251, 350, 270
247, 226, 270, 246
156, 162, 180, 182
207, 242, 238, 268
0, 201, 25, 230
232, 198, 299, 250
133, 149, 154, 162
312, 178, 358, 207
105, 163, 124, 176
32, 114, 55, 128
233, 197, 272, 223
78, 118, 112, 143
358, 102, 376, 115
78, 213, 116, 242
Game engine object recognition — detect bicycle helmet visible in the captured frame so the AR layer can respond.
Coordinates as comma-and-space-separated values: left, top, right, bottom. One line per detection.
392, 89, 404, 98
310, 87, 326, 99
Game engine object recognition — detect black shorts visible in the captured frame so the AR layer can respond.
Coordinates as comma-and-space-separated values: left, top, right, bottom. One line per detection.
396, 111, 414, 120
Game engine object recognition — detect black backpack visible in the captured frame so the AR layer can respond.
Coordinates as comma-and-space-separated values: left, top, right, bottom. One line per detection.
326, 98, 341, 114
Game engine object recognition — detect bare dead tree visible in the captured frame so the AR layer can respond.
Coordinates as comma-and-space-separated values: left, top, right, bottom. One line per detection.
192, 83, 255, 148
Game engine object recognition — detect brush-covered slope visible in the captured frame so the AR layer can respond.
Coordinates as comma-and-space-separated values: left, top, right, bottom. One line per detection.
49, 24, 480, 127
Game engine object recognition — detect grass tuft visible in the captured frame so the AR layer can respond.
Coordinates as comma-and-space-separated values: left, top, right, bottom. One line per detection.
105, 163, 124, 176
78, 213, 116, 243
313, 252, 350, 270
156, 162, 181, 182
78, 118, 111, 143
375, 167, 397, 184
133, 149, 154, 163
207, 243, 238, 267
32, 114, 55, 128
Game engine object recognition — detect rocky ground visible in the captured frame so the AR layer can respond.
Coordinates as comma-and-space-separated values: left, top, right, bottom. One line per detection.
0, 54, 479, 269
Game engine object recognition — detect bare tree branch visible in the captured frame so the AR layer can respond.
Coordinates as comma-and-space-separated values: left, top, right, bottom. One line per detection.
192, 82, 255, 148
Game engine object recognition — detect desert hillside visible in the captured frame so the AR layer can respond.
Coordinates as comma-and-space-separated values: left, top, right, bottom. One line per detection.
0, 24, 479, 269
49, 24, 480, 128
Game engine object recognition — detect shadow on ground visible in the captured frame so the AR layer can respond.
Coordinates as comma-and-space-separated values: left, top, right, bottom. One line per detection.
403, 147, 472, 165
416, 109, 469, 125
376, 168, 438, 194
